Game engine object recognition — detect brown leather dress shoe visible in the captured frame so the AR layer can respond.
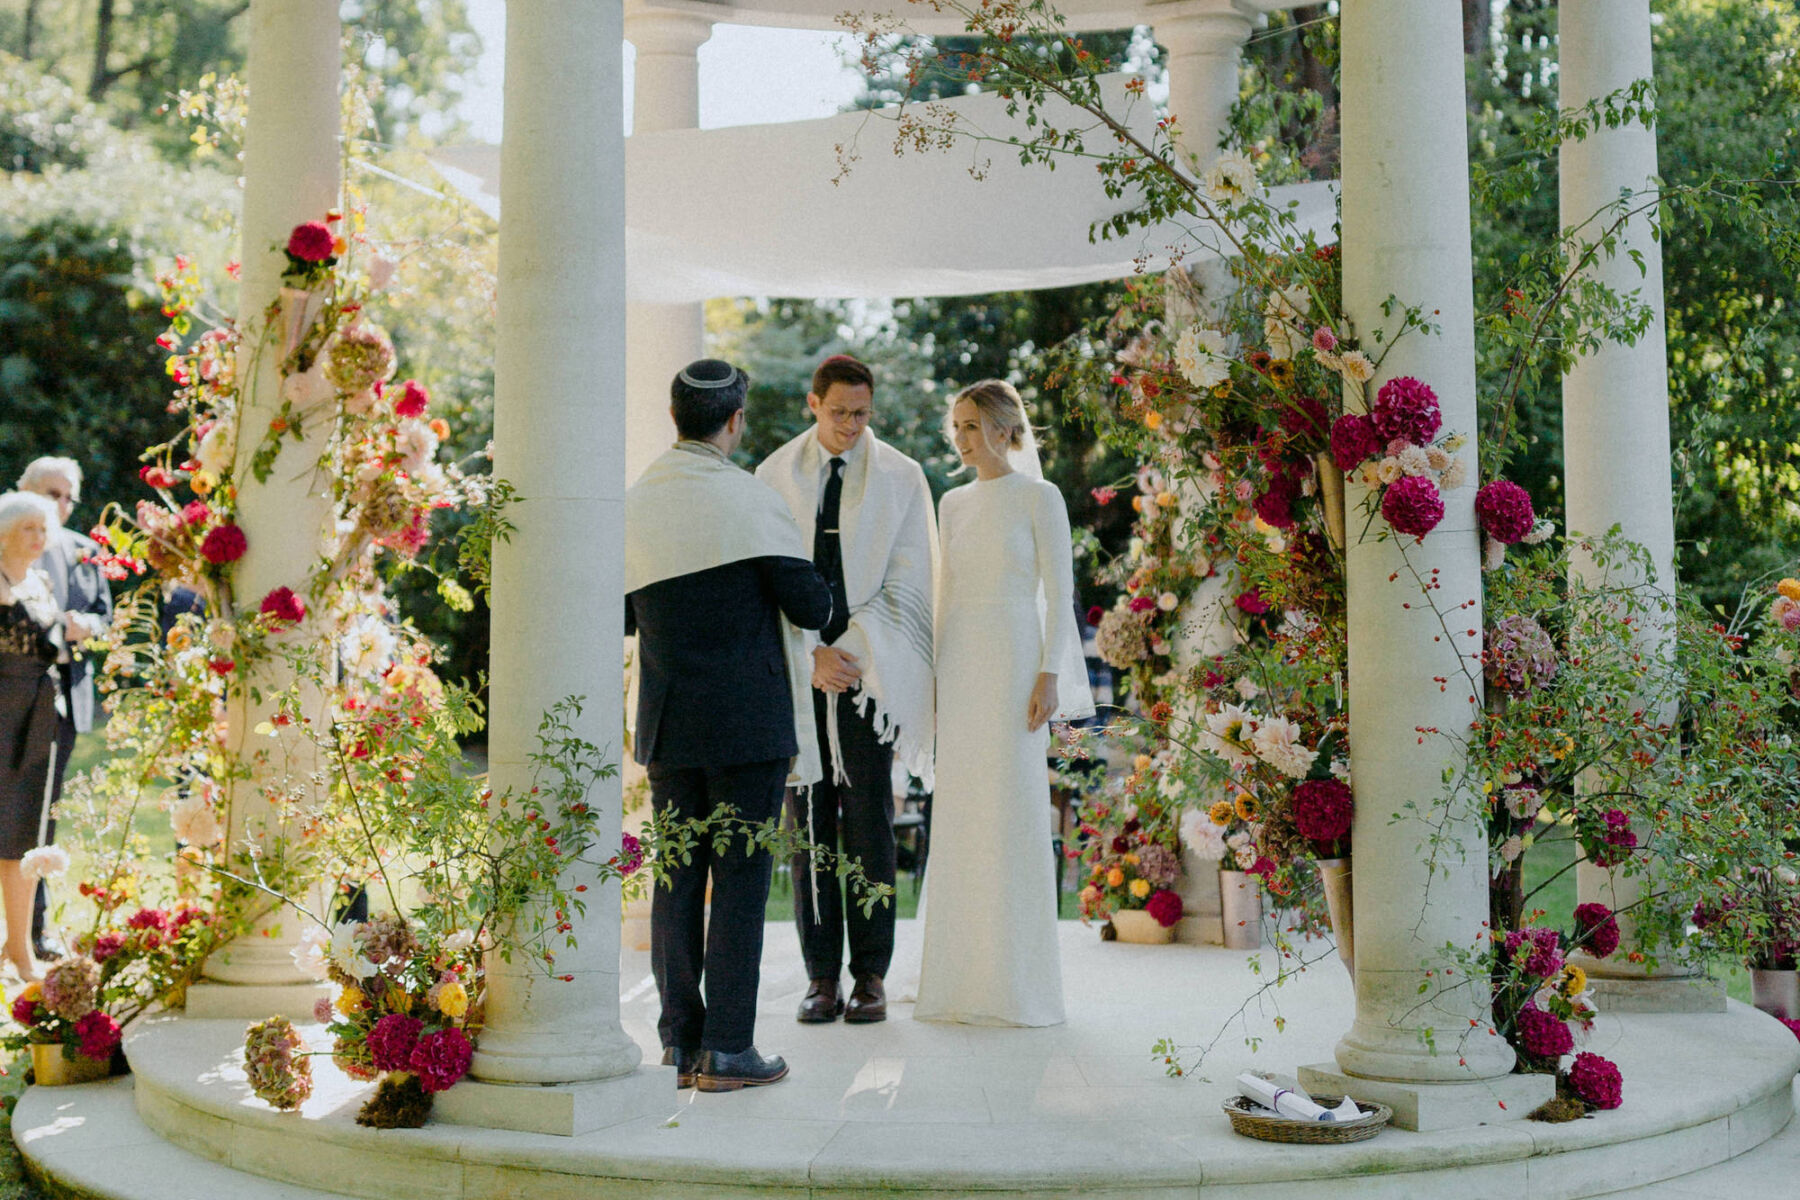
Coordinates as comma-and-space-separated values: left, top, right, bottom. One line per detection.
797, 977, 844, 1023
844, 973, 886, 1023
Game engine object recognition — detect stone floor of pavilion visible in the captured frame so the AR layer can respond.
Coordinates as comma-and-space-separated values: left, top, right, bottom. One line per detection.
14, 918, 1800, 1200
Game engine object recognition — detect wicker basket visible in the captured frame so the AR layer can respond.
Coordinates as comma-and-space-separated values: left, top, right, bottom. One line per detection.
1221, 1094, 1392, 1144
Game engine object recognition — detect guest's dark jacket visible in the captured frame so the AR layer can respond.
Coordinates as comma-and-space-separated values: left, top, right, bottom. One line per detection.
36, 526, 112, 734
626, 556, 832, 770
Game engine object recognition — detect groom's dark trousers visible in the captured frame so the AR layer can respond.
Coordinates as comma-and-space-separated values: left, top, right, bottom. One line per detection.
627, 556, 832, 1055
788, 692, 896, 981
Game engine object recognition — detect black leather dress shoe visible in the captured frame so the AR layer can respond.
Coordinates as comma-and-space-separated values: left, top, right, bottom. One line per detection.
796, 977, 844, 1023
32, 938, 66, 963
695, 1047, 789, 1092
844, 974, 887, 1024
660, 1046, 699, 1089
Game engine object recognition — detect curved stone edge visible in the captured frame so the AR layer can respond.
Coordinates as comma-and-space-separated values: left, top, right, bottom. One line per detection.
18, 1003, 1799, 1198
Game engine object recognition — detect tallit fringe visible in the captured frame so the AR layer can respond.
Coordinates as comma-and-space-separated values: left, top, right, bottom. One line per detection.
850, 688, 935, 795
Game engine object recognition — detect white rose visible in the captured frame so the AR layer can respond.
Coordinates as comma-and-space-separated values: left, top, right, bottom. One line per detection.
1174, 326, 1232, 389
1338, 350, 1376, 384
1203, 150, 1262, 204
196, 420, 235, 477
1397, 445, 1432, 477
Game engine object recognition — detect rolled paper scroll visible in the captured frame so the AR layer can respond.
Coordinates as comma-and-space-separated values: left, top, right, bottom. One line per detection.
1235, 1072, 1364, 1122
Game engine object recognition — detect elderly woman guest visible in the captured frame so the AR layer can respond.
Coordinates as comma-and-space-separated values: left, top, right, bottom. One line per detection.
0, 492, 62, 981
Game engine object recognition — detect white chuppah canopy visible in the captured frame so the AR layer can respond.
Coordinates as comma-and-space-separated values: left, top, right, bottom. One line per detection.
429, 76, 1337, 302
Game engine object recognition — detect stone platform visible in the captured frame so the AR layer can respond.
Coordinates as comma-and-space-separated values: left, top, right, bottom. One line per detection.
14, 919, 1800, 1199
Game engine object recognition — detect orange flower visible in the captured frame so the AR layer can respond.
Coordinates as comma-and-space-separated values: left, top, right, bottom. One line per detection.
1106, 867, 1126, 889
1779, 578, 1800, 602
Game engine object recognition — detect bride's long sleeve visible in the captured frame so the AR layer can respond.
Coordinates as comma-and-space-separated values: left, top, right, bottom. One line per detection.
1029, 482, 1096, 721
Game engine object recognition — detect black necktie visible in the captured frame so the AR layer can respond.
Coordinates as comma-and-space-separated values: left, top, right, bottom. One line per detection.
815, 457, 849, 645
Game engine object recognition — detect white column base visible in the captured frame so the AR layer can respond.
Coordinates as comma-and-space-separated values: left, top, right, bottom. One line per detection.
1575, 970, 1725, 1014
432, 1064, 676, 1136
1298, 1063, 1554, 1132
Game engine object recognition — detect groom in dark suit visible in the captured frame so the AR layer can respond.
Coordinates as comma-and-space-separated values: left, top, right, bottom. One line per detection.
625, 360, 834, 1093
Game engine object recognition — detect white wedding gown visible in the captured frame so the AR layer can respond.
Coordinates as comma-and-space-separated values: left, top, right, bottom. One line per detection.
914, 471, 1092, 1026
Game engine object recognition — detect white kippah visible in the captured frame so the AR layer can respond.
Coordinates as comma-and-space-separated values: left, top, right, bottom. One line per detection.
677, 359, 742, 390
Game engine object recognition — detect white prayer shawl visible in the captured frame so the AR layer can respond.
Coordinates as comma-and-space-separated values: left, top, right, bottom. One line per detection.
758, 427, 939, 790
624, 443, 822, 788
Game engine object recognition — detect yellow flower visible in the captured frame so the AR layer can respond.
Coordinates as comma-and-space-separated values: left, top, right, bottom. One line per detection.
335, 986, 364, 1016
1144, 410, 1164, 430
1268, 358, 1296, 389
1780, 578, 1800, 602
1106, 867, 1126, 889
189, 470, 215, 497
1131, 495, 1145, 514
1212, 382, 1232, 400
1209, 800, 1234, 826
387, 984, 413, 1013
1156, 490, 1178, 510
1559, 965, 1588, 998
436, 980, 469, 1019
1123, 853, 1140, 867
1235, 794, 1258, 821
166, 625, 192, 651
17, 981, 41, 1005
1129, 878, 1151, 899
1133, 754, 1153, 771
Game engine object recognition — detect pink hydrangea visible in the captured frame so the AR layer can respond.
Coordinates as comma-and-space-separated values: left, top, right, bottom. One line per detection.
1574, 902, 1620, 959
1516, 1003, 1574, 1059
91, 932, 127, 963
75, 1010, 121, 1062
365, 1013, 424, 1073
409, 1027, 474, 1093
1380, 475, 1445, 537
42, 956, 101, 1021
1292, 778, 1353, 843
1329, 413, 1380, 470
1568, 1051, 1623, 1109
312, 996, 335, 1025
1475, 480, 1535, 543
1370, 376, 1442, 445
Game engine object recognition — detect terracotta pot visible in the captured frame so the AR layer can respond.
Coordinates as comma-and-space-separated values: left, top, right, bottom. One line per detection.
1219, 869, 1264, 950
1752, 967, 1800, 1022
1110, 907, 1177, 944
1316, 856, 1354, 978
31, 1043, 112, 1086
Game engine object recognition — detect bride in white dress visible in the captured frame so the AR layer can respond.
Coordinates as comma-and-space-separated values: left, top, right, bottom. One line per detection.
913, 380, 1094, 1027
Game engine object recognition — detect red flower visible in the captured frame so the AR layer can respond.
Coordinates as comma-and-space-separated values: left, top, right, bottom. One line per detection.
1573, 902, 1620, 959
1292, 778, 1353, 843
259, 586, 307, 627
1567, 1051, 1623, 1110
181, 500, 211, 526
1085, 605, 1105, 628
1474, 479, 1535, 544
286, 221, 336, 263
1128, 595, 1157, 614
74, 1010, 122, 1062
1329, 413, 1380, 471
92, 932, 127, 963
127, 907, 171, 933
366, 1013, 424, 1073
200, 523, 247, 564
1145, 889, 1183, 928
207, 659, 235, 676
409, 1027, 474, 1093
1234, 589, 1269, 615
139, 465, 177, 490
11, 993, 42, 1025
1380, 475, 1445, 538
394, 379, 430, 419
1370, 376, 1442, 445
1090, 486, 1117, 506
1517, 1003, 1573, 1059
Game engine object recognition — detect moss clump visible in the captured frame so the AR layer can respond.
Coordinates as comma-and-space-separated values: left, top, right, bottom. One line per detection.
356, 1071, 433, 1129
1528, 1094, 1588, 1123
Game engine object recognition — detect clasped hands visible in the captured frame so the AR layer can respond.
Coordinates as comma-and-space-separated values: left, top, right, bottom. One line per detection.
812, 645, 862, 693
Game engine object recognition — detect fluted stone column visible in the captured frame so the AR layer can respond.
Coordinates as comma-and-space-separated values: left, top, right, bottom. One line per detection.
1155, 1, 1255, 945
624, 3, 713, 486
1560, 3, 1713, 1009
441, 0, 670, 1135
189, 0, 340, 1018
1298, 0, 1550, 1130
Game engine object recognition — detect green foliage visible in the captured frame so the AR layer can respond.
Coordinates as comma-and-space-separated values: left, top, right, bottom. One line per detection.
0, 47, 111, 170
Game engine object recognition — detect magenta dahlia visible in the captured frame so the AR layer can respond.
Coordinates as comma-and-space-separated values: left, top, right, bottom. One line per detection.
1573, 902, 1621, 959
1370, 376, 1442, 445
1475, 480, 1535, 544
1504, 926, 1565, 980
1145, 889, 1184, 928
1567, 1051, 1623, 1109
1380, 474, 1445, 537
1329, 412, 1380, 470
286, 221, 336, 263
75, 1010, 122, 1061
200, 523, 247, 565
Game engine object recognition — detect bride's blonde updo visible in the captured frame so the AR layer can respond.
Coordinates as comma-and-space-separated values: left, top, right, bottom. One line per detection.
946, 378, 1028, 454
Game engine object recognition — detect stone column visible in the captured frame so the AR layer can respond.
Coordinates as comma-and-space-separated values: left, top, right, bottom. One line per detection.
1154, 0, 1254, 177
441, 0, 670, 1135
1298, 0, 1549, 1130
189, 0, 340, 1019
623, 3, 713, 486
1559, 3, 1709, 1009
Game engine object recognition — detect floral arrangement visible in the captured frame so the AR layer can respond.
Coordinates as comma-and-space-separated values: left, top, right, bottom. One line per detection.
1490, 911, 1625, 1117
7, 958, 122, 1071
1089, 461, 1209, 708
1071, 744, 1185, 930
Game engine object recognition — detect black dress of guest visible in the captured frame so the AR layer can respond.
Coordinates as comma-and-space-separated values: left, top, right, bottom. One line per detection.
0, 598, 59, 860
626, 556, 833, 1056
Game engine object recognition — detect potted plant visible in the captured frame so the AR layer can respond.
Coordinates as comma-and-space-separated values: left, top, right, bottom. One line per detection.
1074, 792, 1184, 944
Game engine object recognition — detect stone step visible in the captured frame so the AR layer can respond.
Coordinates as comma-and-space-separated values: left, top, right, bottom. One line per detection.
14, 1077, 357, 1200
